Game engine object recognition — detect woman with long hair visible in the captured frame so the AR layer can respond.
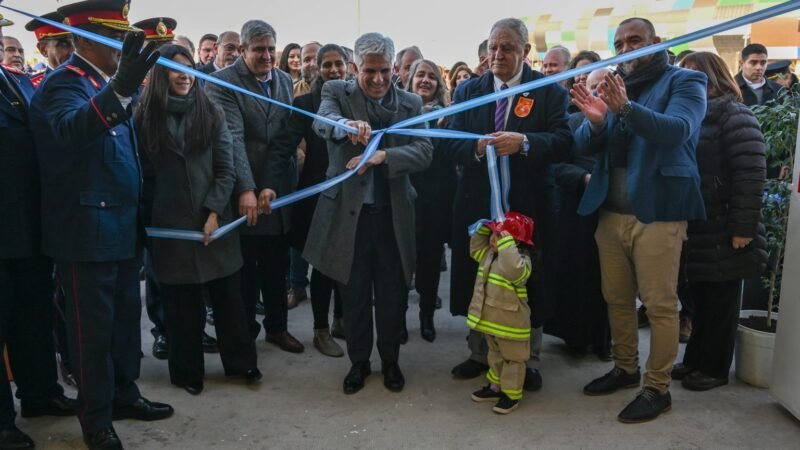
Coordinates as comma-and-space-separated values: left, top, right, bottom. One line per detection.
279, 42, 302, 84
674, 52, 768, 390
405, 59, 457, 342
448, 62, 473, 97
135, 45, 260, 395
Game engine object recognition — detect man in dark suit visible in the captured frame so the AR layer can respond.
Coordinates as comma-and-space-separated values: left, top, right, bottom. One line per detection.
30, 1, 173, 448
571, 17, 707, 423
305, 32, 432, 394
199, 31, 239, 74
735, 43, 782, 107
205, 20, 303, 353
443, 18, 572, 389
0, 17, 76, 450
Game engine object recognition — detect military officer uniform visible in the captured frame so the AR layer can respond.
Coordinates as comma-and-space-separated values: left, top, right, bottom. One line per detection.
29, 1, 173, 445
0, 15, 76, 447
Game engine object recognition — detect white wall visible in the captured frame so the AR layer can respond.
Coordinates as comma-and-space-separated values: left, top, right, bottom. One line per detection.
770, 112, 800, 420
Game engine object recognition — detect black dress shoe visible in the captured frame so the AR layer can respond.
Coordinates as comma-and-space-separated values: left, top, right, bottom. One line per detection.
343, 362, 371, 394
244, 368, 263, 385
435, 296, 443, 309
523, 368, 542, 392
152, 335, 168, 360
112, 397, 174, 421
202, 331, 219, 353
265, 331, 305, 353
681, 371, 728, 391
451, 359, 489, 379
584, 367, 641, 396
0, 426, 34, 449
84, 427, 123, 450
20, 393, 77, 418
177, 381, 204, 396
618, 387, 672, 423
420, 316, 436, 342
400, 327, 408, 345
381, 361, 405, 392
671, 363, 693, 380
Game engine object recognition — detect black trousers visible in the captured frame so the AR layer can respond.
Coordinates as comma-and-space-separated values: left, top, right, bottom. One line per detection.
310, 268, 343, 330
0, 256, 63, 429
144, 250, 165, 338
55, 258, 142, 435
240, 235, 289, 337
161, 271, 256, 386
339, 206, 407, 365
682, 279, 742, 379
415, 239, 445, 318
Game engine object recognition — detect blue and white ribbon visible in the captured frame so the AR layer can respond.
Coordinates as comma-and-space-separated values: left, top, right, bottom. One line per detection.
3, 0, 799, 242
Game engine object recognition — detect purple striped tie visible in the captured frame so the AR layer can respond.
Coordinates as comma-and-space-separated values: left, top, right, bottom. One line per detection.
494, 83, 509, 132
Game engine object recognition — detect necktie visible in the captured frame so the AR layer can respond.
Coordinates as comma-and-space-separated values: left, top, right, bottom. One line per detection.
259, 79, 271, 98
494, 83, 509, 132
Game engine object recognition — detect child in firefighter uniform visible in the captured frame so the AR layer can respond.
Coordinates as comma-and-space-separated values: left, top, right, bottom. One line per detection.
467, 212, 534, 414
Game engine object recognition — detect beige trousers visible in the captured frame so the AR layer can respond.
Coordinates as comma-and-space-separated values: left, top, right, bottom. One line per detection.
485, 335, 529, 400
594, 210, 687, 392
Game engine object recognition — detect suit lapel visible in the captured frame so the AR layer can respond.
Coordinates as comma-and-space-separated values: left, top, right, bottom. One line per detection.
345, 81, 368, 122
505, 65, 538, 133
234, 58, 272, 121
471, 73, 496, 133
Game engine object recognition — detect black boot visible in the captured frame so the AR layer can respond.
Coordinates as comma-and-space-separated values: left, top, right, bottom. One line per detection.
420, 315, 436, 342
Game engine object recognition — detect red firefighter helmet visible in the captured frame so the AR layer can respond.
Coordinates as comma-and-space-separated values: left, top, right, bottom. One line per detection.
487, 212, 535, 246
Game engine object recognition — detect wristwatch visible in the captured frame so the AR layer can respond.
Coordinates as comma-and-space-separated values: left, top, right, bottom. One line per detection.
520, 135, 530, 156
618, 100, 634, 120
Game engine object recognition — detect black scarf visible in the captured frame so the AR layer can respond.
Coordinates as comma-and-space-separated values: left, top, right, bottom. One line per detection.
608, 50, 669, 168
165, 93, 196, 153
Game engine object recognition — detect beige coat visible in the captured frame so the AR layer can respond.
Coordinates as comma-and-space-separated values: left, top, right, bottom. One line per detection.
467, 226, 533, 341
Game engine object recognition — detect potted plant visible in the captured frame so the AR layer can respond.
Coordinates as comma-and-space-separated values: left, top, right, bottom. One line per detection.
735, 90, 797, 387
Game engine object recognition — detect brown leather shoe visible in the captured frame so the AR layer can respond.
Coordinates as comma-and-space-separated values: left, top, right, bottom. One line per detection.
266, 331, 305, 353
287, 288, 308, 310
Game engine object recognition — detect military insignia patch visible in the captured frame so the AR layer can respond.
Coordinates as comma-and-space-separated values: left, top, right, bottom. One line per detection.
514, 97, 534, 118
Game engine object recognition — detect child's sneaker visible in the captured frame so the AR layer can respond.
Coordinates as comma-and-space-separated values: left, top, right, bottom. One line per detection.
471, 385, 501, 403
492, 392, 519, 414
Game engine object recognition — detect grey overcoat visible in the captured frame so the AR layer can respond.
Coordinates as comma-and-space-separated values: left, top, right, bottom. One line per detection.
205, 57, 296, 236
303, 80, 433, 286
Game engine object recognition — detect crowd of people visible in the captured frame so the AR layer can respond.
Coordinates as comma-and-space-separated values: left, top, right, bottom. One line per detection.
0, 0, 793, 447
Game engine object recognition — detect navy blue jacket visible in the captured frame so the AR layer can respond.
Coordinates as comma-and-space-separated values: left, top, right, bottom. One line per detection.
0, 66, 40, 259
30, 54, 141, 262
575, 65, 708, 223
442, 64, 572, 318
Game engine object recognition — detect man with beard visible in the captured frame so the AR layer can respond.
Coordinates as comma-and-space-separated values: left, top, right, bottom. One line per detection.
570, 17, 707, 423
292, 41, 320, 97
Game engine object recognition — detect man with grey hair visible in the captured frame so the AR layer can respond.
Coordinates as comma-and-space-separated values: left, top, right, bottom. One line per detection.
393, 45, 422, 89
443, 17, 572, 399
205, 19, 303, 354
543, 45, 571, 82
200, 30, 239, 74
305, 32, 432, 395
